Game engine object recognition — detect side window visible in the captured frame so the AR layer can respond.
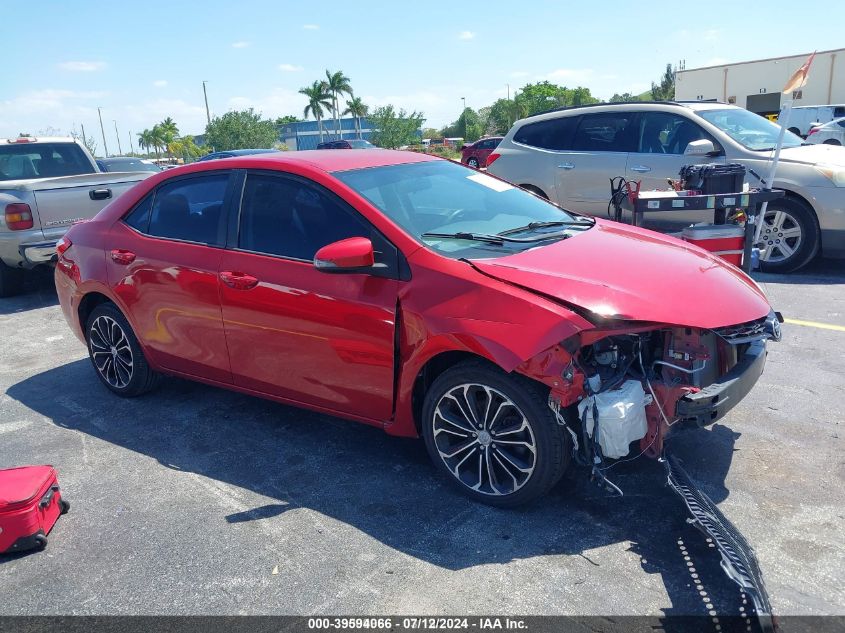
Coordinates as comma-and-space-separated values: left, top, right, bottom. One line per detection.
513, 117, 578, 150
124, 195, 153, 232
662, 115, 715, 154
834, 106, 845, 118
238, 174, 370, 261
148, 174, 229, 245
571, 113, 635, 152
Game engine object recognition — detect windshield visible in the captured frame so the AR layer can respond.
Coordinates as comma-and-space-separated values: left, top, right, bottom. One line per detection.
0, 142, 94, 181
697, 108, 804, 151
334, 160, 590, 258
101, 159, 160, 172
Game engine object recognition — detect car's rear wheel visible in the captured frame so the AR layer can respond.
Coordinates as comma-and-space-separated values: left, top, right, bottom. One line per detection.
756, 197, 819, 273
823, 139, 841, 145
86, 303, 160, 397
421, 361, 569, 507
467, 157, 480, 169
0, 261, 25, 298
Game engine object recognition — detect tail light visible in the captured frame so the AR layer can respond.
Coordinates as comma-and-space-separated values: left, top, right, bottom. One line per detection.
4, 203, 34, 230
807, 127, 819, 136
486, 152, 501, 167
56, 236, 72, 257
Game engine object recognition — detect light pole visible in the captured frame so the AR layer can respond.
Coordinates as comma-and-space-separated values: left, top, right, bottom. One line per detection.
461, 97, 466, 140
202, 81, 211, 125
128, 131, 135, 155
97, 107, 109, 157
113, 120, 123, 155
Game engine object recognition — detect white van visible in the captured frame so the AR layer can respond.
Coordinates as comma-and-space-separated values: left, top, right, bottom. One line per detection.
780, 104, 845, 136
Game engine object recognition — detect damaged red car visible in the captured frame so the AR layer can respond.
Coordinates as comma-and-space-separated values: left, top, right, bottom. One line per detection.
55, 150, 781, 506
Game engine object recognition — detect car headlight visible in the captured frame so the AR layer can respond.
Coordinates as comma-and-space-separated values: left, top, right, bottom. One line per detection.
815, 164, 845, 187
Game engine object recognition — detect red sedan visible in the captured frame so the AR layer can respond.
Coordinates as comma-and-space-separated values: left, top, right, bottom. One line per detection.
460, 137, 502, 168
55, 150, 780, 506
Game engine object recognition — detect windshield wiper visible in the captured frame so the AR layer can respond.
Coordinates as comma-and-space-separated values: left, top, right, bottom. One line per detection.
498, 219, 593, 236
422, 230, 571, 244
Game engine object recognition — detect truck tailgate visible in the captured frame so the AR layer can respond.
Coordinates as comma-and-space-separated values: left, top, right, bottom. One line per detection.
33, 174, 148, 241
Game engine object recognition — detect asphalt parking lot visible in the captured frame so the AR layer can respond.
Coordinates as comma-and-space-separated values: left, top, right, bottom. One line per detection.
1, 261, 843, 618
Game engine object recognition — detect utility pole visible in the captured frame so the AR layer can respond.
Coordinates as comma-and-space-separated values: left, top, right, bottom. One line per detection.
128, 131, 135, 155
461, 97, 466, 140
202, 81, 211, 125
507, 84, 510, 101
97, 107, 109, 157
113, 120, 123, 155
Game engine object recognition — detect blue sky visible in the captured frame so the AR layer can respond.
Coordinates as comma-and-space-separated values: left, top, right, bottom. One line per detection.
2, 0, 841, 148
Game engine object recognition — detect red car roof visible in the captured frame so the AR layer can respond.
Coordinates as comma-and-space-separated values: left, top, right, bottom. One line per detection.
196, 149, 437, 174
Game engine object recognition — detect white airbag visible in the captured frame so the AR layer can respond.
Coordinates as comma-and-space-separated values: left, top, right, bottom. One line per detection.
577, 379, 649, 459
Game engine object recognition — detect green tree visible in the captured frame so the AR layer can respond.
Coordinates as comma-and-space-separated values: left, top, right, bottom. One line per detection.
343, 96, 368, 139
299, 80, 332, 142
369, 105, 425, 149
204, 108, 278, 150
323, 69, 353, 139
651, 63, 676, 100
422, 127, 440, 139
609, 92, 641, 103
275, 115, 300, 125
513, 81, 599, 116
168, 135, 203, 161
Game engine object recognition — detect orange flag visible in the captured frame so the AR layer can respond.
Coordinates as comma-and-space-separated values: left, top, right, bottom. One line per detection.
782, 51, 816, 94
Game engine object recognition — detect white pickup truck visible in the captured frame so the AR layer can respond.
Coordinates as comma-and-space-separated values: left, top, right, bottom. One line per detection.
0, 136, 153, 297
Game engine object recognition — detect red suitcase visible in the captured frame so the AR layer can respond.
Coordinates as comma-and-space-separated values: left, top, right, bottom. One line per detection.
0, 465, 70, 554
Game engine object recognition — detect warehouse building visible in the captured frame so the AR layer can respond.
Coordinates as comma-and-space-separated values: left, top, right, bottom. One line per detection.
278, 117, 375, 150
675, 48, 844, 117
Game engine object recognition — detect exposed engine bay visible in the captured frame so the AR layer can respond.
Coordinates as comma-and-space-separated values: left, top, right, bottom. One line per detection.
525, 310, 783, 493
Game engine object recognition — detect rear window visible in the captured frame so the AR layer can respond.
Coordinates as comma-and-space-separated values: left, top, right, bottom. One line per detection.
0, 142, 93, 181
513, 116, 579, 150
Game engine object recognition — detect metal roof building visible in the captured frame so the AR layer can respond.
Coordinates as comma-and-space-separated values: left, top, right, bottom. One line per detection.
278, 117, 375, 150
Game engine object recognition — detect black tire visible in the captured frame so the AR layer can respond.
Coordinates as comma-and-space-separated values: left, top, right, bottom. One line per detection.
59, 498, 70, 515
85, 302, 160, 397
467, 157, 480, 169
34, 534, 48, 550
421, 361, 569, 507
823, 139, 841, 145
520, 184, 549, 200
757, 196, 819, 273
0, 261, 25, 298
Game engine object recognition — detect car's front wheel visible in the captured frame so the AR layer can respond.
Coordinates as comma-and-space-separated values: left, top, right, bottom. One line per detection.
756, 197, 819, 273
86, 303, 160, 397
421, 361, 569, 507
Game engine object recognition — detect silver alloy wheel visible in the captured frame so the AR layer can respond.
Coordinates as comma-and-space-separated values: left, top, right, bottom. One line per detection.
757, 208, 802, 263
467, 158, 479, 168
89, 315, 134, 389
432, 383, 537, 496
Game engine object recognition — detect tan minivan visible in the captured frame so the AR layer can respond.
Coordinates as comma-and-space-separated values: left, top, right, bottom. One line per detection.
488, 101, 845, 272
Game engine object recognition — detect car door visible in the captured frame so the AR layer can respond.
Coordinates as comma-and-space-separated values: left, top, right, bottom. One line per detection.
626, 111, 726, 232
218, 170, 402, 421
554, 112, 636, 216
105, 171, 236, 383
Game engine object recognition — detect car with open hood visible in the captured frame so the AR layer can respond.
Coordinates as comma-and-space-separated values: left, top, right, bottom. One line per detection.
54, 150, 781, 506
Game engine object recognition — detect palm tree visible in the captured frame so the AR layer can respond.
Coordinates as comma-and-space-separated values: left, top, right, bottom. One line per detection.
149, 125, 165, 160
323, 69, 353, 140
299, 81, 332, 143
343, 96, 368, 139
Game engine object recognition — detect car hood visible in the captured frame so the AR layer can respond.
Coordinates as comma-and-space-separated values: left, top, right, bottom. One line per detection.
469, 220, 771, 329
777, 143, 845, 167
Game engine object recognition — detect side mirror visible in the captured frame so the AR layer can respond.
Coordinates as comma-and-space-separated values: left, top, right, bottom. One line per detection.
314, 237, 374, 273
684, 139, 719, 156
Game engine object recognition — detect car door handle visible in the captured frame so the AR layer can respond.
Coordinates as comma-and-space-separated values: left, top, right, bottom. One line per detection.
220, 271, 259, 290
557, 162, 575, 170
110, 249, 136, 265
630, 165, 652, 173
89, 188, 112, 200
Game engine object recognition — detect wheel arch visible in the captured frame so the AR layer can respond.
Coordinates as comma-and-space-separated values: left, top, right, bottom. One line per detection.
78, 291, 113, 333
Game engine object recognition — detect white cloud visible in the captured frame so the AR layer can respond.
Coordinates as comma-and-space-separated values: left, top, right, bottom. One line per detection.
458, 31, 475, 40
231, 41, 251, 48
509, 71, 529, 79
0, 89, 107, 137
225, 89, 306, 122
543, 68, 594, 83
703, 29, 721, 42
58, 61, 106, 72
153, 80, 168, 88
302, 24, 319, 30
279, 64, 304, 72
